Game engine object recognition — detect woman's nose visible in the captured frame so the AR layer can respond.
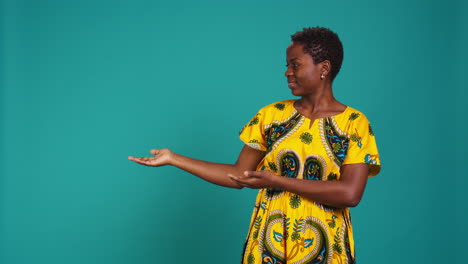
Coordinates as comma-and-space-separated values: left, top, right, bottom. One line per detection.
284, 67, 293, 77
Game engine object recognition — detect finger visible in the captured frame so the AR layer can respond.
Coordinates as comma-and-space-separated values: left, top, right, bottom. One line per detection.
244, 170, 266, 177
227, 174, 240, 181
228, 174, 244, 184
129, 156, 147, 161
229, 173, 251, 181
129, 156, 143, 162
129, 157, 152, 165
128, 156, 142, 162
150, 149, 160, 155
130, 159, 151, 166
229, 174, 254, 186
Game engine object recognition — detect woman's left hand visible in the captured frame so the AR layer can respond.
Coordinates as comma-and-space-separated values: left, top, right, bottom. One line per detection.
228, 170, 277, 189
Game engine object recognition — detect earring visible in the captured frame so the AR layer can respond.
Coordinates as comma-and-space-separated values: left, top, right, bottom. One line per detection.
320, 74, 325, 80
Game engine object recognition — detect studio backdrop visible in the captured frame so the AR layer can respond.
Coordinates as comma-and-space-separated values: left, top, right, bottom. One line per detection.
1, 0, 466, 263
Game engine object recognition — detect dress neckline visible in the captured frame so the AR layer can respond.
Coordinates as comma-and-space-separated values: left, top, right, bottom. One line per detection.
289, 99, 349, 121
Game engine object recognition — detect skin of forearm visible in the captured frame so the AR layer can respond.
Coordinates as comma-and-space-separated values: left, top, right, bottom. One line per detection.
170, 153, 244, 189
272, 177, 363, 208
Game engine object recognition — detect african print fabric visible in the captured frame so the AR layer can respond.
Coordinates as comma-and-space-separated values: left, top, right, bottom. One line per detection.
239, 100, 381, 264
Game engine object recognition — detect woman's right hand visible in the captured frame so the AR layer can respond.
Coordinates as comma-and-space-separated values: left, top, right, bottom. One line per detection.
128, 148, 174, 167
128, 145, 265, 188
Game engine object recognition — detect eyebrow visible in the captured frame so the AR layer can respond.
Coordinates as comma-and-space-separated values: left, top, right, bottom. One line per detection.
287, 58, 299, 62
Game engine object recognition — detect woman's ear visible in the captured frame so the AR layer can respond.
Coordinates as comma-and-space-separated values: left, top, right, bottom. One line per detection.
321, 60, 332, 76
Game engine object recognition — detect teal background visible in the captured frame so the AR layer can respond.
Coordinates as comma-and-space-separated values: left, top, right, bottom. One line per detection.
1, 0, 466, 263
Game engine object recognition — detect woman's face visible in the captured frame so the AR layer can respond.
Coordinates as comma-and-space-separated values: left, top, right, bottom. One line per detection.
285, 42, 324, 96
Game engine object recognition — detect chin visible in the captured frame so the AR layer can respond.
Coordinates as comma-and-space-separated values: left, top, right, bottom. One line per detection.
290, 89, 303, 97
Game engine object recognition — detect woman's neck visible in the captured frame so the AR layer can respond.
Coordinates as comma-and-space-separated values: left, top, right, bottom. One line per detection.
296, 90, 339, 113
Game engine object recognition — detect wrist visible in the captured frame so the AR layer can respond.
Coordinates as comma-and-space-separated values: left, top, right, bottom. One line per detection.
270, 173, 284, 189
168, 152, 180, 167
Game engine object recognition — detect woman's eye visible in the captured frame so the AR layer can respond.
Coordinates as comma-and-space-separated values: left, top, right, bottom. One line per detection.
286, 63, 300, 68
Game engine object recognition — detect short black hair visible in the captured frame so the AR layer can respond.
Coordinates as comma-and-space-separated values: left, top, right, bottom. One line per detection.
291, 27, 344, 81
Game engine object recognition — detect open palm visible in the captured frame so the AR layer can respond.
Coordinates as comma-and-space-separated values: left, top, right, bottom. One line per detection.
128, 149, 173, 167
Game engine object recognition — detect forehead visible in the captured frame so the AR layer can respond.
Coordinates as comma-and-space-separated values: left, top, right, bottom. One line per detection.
286, 42, 311, 60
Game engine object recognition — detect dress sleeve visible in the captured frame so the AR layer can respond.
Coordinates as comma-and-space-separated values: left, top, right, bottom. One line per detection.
239, 109, 267, 151
343, 114, 381, 177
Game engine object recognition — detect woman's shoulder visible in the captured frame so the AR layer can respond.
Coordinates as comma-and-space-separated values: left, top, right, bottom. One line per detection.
258, 99, 296, 113
338, 105, 371, 121
335, 106, 376, 135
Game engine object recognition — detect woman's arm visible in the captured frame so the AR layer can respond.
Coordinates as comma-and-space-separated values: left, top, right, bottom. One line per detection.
229, 163, 369, 207
128, 145, 265, 189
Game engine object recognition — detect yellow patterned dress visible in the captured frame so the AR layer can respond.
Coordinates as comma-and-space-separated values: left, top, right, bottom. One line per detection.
239, 100, 381, 264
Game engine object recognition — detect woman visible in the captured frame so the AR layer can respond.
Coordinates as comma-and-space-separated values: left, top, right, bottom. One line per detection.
129, 27, 380, 264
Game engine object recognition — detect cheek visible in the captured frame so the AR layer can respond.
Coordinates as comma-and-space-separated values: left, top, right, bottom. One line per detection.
297, 70, 317, 84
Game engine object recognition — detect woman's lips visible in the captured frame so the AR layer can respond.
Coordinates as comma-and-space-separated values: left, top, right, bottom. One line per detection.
288, 83, 297, 89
